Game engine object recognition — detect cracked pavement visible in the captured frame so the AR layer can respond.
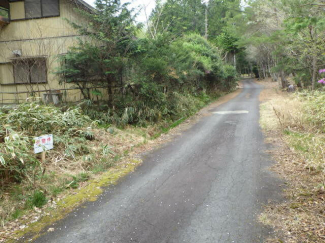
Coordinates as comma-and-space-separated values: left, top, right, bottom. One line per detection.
30, 79, 283, 243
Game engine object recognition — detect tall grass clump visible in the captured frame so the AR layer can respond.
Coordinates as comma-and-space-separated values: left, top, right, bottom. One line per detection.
0, 102, 94, 184
0, 99, 153, 227
273, 91, 325, 170
0, 102, 99, 225
298, 91, 325, 132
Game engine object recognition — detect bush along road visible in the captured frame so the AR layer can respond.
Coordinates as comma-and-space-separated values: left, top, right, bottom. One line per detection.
25, 79, 283, 243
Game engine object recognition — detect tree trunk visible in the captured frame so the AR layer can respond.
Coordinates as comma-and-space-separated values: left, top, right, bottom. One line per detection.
292, 72, 302, 88
279, 71, 288, 89
107, 76, 113, 107
311, 55, 317, 90
77, 83, 89, 100
258, 68, 263, 80
271, 72, 278, 82
262, 66, 267, 79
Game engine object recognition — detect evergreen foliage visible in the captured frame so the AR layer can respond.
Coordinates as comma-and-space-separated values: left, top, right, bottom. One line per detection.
56, 0, 238, 126
149, 0, 206, 37
56, 0, 142, 102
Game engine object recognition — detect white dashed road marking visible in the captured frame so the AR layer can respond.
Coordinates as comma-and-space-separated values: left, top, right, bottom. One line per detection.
213, 110, 249, 115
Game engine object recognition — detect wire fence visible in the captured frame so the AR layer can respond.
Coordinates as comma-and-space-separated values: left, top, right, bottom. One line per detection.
0, 86, 107, 105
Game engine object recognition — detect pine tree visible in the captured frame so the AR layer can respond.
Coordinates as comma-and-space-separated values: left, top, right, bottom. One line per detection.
56, 0, 142, 104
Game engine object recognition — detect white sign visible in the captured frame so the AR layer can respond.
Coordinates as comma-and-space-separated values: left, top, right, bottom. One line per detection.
34, 134, 54, 154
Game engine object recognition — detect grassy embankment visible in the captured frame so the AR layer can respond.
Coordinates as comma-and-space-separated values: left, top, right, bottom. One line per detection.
0, 89, 233, 242
259, 80, 325, 242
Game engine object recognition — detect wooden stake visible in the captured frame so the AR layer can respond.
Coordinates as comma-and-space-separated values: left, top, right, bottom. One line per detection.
41, 151, 46, 163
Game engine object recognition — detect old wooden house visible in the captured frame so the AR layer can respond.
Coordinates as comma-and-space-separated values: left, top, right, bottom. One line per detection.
0, 0, 94, 104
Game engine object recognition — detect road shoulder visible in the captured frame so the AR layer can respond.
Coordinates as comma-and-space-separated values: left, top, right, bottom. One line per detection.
258, 79, 325, 242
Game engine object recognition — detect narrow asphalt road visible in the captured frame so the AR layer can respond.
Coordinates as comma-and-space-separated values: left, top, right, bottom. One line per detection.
31, 79, 282, 243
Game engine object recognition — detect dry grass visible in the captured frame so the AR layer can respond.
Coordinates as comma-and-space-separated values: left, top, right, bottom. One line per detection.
258, 79, 325, 242
0, 125, 161, 241
0, 126, 147, 241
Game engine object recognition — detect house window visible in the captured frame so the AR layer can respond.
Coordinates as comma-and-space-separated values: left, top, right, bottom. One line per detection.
0, 0, 10, 24
0, 7, 9, 19
25, 0, 60, 18
13, 58, 47, 84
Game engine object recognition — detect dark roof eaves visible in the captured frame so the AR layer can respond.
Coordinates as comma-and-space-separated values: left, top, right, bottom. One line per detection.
73, 0, 96, 12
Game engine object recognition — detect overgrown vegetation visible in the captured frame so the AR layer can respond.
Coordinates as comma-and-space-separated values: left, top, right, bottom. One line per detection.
275, 91, 325, 171
0, 101, 148, 228
57, 34, 237, 125
260, 84, 325, 242
55, 0, 238, 126
0, 104, 92, 223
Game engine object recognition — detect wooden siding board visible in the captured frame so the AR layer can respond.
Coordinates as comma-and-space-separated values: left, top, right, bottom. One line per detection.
0, 0, 92, 104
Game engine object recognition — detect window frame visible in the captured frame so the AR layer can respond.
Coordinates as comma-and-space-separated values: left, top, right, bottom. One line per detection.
0, 4, 10, 23
24, 0, 60, 19
13, 58, 48, 84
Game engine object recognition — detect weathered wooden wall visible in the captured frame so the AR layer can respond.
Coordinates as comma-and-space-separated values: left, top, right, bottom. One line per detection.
0, 0, 91, 104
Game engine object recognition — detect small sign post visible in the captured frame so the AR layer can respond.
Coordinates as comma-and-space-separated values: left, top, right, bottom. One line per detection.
34, 134, 54, 163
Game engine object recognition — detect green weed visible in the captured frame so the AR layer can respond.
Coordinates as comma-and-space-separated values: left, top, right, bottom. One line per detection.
77, 173, 90, 182
11, 209, 24, 220
49, 186, 63, 197
66, 173, 90, 189
91, 164, 106, 174
25, 191, 47, 209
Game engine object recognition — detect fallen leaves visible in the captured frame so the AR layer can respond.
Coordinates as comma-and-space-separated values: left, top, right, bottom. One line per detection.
47, 227, 54, 232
